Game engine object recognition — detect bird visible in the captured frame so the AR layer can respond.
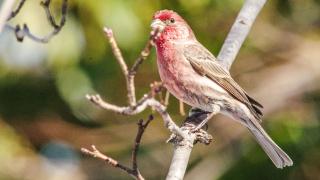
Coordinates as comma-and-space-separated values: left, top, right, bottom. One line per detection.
150, 9, 293, 168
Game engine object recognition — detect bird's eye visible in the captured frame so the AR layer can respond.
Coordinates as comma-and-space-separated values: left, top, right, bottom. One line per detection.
170, 18, 175, 23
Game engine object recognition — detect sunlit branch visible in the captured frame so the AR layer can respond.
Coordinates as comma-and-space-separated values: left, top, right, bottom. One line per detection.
217, 0, 267, 70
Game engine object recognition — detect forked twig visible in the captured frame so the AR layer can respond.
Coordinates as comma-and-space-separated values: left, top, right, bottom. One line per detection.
5, 0, 68, 43
87, 26, 189, 138
86, 82, 187, 139
103, 27, 161, 106
82, 116, 154, 180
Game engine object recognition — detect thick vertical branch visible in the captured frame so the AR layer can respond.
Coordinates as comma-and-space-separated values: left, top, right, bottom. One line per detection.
166, 137, 195, 180
217, 0, 267, 70
166, 109, 215, 180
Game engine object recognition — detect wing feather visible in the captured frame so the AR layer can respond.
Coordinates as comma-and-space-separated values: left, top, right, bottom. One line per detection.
183, 44, 263, 120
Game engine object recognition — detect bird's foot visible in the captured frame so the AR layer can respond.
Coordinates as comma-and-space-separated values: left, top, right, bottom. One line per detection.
190, 117, 211, 133
166, 122, 212, 145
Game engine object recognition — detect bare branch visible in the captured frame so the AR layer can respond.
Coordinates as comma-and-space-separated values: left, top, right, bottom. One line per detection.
217, 0, 267, 70
40, 0, 66, 29
87, 27, 188, 140
4, 0, 68, 43
103, 27, 161, 106
82, 117, 154, 180
81, 145, 142, 180
81, 145, 133, 175
130, 28, 160, 74
0, 0, 16, 32
86, 93, 187, 139
86, 81, 184, 137
132, 115, 153, 173
103, 27, 134, 105
103, 27, 129, 78
7, 0, 26, 21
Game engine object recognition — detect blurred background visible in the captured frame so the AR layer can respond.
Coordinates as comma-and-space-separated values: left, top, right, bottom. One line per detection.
0, 0, 320, 179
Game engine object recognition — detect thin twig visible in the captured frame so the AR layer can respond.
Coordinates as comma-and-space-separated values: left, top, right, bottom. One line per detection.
7, 0, 26, 21
132, 115, 154, 174
4, 0, 68, 43
86, 92, 187, 139
130, 28, 161, 74
81, 145, 133, 175
103, 27, 134, 106
103, 27, 129, 79
82, 116, 154, 180
103, 27, 161, 106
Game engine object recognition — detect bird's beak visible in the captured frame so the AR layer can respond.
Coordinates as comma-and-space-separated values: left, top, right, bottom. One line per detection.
151, 19, 165, 31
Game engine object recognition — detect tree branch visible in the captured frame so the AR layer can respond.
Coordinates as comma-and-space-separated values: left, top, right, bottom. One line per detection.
4, 0, 68, 43
81, 116, 153, 180
132, 115, 154, 173
81, 145, 135, 177
217, 0, 267, 70
7, 0, 26, 21
86, 27, 190, 139
103, 27, 161, 106
86, 83, 187, 139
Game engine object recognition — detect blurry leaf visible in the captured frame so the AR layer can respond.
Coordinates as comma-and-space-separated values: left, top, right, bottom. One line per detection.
55, 66, 97, 121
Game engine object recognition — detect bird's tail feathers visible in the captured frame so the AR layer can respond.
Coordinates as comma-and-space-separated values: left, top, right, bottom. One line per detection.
248, 120, 293, 168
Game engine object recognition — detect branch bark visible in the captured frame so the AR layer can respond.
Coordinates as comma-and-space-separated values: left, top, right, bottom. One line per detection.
217, 0, 267, 70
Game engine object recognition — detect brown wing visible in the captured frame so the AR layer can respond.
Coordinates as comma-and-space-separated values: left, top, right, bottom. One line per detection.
183, 43, 263, 120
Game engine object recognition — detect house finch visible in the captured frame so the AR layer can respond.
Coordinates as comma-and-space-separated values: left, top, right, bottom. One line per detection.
151, 10, 293, 168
